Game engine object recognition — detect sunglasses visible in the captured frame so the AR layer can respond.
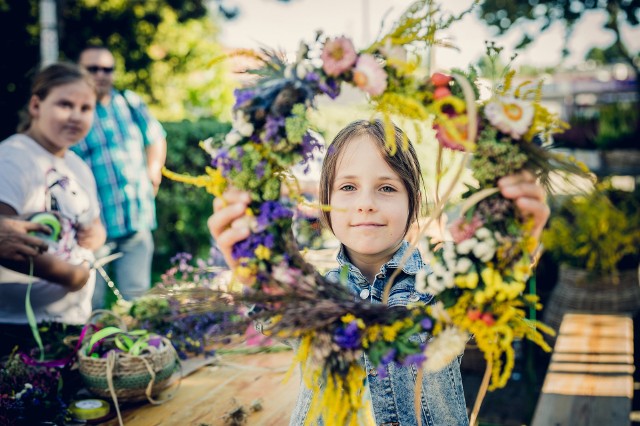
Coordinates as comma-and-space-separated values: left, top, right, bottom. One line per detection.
85, 65, 114, 74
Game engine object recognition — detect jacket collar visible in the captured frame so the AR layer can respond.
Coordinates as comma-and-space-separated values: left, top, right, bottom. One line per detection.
336, 240, 424, 281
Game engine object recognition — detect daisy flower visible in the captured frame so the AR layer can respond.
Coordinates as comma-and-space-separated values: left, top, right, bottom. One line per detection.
484, 96, 534, 139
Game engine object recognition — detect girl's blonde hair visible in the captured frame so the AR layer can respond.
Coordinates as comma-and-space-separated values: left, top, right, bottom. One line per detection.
17, 62, 95, 132
319, 119, 425, 234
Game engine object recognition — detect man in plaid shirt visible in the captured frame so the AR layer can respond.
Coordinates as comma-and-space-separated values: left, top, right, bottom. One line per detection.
73, 45, 167, 308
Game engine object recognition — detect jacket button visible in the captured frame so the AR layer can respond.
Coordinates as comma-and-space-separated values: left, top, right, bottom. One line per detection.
359, 288, 370, 299
368, 368, 378, 377
409, 293, 420, 302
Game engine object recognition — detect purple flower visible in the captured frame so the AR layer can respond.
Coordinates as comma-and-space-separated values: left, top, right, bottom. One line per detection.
296, 132, 323, 173
212, 149, 242, 176
333, 320, 362, 350
420, 318, 433, 330
319, 78, 341, 99
403, 352, 427, 368
265, 115, 285, 142
256, 201, 294, 231
377, 349, 396, 378
255, 161, 266, 179
231, 231, 276, 260
233, 89, 255, 109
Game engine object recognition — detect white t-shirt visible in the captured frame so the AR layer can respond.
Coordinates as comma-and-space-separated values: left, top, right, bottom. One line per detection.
0, 134, 101, 324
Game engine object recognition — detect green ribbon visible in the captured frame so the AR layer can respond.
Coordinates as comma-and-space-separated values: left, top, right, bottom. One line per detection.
87, 327, 151, 356
26, 258, 45, 361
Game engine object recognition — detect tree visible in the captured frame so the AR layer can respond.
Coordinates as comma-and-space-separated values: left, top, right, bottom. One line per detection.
478, 0, 639, 80
478, 0, 640, 146
0, 0, 237, 139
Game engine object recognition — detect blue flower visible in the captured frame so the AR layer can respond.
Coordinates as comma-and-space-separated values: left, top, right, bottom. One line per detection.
333, 320, 362, 350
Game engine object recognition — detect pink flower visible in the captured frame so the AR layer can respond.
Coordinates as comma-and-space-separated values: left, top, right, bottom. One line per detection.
352, 54, 387, 96
434, 119, 468, 151
449, 214, 484, 244
321, 36, 358, 77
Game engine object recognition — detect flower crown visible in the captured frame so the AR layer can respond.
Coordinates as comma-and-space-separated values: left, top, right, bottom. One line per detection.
164, 1, 590, 423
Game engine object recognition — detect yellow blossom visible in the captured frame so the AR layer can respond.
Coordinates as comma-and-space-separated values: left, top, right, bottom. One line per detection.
455, 272, 479, 289
254, 244, 271, 260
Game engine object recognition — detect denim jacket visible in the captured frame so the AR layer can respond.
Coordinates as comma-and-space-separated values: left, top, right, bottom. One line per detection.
290, 241, 469, 426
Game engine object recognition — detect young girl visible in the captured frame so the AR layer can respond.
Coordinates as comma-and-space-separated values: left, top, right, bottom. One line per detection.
209, 119, 549, 425
0, 63, 106, 356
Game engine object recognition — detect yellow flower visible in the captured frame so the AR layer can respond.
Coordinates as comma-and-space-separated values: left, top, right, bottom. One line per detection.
254, 244, 271, 260
455, 272, 479, 289
481, 267, 503, 288
341, 314, 356, 324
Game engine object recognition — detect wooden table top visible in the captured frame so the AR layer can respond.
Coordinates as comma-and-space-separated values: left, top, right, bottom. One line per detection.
97, 349, 300, 426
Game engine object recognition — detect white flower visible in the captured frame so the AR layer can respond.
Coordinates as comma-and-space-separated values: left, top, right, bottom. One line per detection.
224, 131, 242, 146
295, 60, 314, 80
233, 111, 254, 137
415, 269, 428, 293
456, 238, 477, 255
424, 327, 470, 372
455, 257, 473, 274
426, 273, 445, 295
442, 242, 457, 267
484, 96, 535, 140
475, 227, 492, 240
430, 260, 447, 277
201, 137, 217, 156
473, 240, 496, 262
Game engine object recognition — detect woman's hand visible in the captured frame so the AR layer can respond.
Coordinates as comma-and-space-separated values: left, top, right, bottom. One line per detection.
207, 189, 252, 270
498, 170, 550, 241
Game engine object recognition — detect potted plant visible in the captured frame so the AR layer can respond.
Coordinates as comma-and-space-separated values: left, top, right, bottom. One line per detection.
541, 182, 640, 331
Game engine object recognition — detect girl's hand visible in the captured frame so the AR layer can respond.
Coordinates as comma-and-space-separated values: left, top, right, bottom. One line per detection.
497, 171, 550, 241
207, 189, 252, 270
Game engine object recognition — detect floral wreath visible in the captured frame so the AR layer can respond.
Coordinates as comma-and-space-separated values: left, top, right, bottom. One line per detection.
164, 1, 589, 424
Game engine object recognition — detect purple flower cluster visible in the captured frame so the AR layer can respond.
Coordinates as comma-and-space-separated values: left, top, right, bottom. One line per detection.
231, 231, 275, 260
256, 201, 294, 231
212, 148, 242, 176
333, 320, 362, 350
298, 132, 323, 172
265, 115, 285, 142
233, 88, 255, 109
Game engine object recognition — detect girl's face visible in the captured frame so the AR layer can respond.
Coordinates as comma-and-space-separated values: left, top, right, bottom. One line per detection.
329, 135, 410, 265
28, 80, 96, 157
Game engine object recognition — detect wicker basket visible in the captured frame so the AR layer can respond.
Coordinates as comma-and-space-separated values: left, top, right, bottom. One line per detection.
78, 336, 179, 403
77, 310, 180, 404
543, 265, 640, 333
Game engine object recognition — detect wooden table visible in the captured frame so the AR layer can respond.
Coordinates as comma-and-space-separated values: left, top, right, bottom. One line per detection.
98, 349, 300, 426
531, 313, 635, 426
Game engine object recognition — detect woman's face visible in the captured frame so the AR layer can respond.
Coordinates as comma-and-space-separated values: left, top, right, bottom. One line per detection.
28, 80, 96, 157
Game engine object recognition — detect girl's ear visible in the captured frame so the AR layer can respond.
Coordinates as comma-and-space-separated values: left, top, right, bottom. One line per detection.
28, 95, 41, 119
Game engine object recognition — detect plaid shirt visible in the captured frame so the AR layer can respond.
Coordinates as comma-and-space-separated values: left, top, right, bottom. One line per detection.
71, 89, 165, 239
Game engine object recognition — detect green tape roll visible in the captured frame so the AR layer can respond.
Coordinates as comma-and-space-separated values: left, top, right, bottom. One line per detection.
28, 212, 61, 242
69, 398, 111, 420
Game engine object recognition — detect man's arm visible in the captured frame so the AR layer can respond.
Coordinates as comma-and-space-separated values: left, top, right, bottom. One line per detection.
146, 137, 167, 195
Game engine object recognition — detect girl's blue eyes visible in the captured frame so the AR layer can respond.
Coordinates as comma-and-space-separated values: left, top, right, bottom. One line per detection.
339, 185, 396, 192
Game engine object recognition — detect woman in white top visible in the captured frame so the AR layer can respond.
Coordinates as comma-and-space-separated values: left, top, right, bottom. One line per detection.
0, 63, 106, 356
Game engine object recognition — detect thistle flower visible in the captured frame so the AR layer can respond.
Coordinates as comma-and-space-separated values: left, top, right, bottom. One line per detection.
321, 36, 358, 77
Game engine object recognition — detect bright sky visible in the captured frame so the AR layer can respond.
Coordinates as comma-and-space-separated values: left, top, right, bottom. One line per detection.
219, 0, 640, 71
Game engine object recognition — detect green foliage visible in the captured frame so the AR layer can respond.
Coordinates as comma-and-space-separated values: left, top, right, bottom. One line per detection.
59, 0, 235, 122
154, 118, 231, 274
595, 102, 639, 150
542, 182, 640, 275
